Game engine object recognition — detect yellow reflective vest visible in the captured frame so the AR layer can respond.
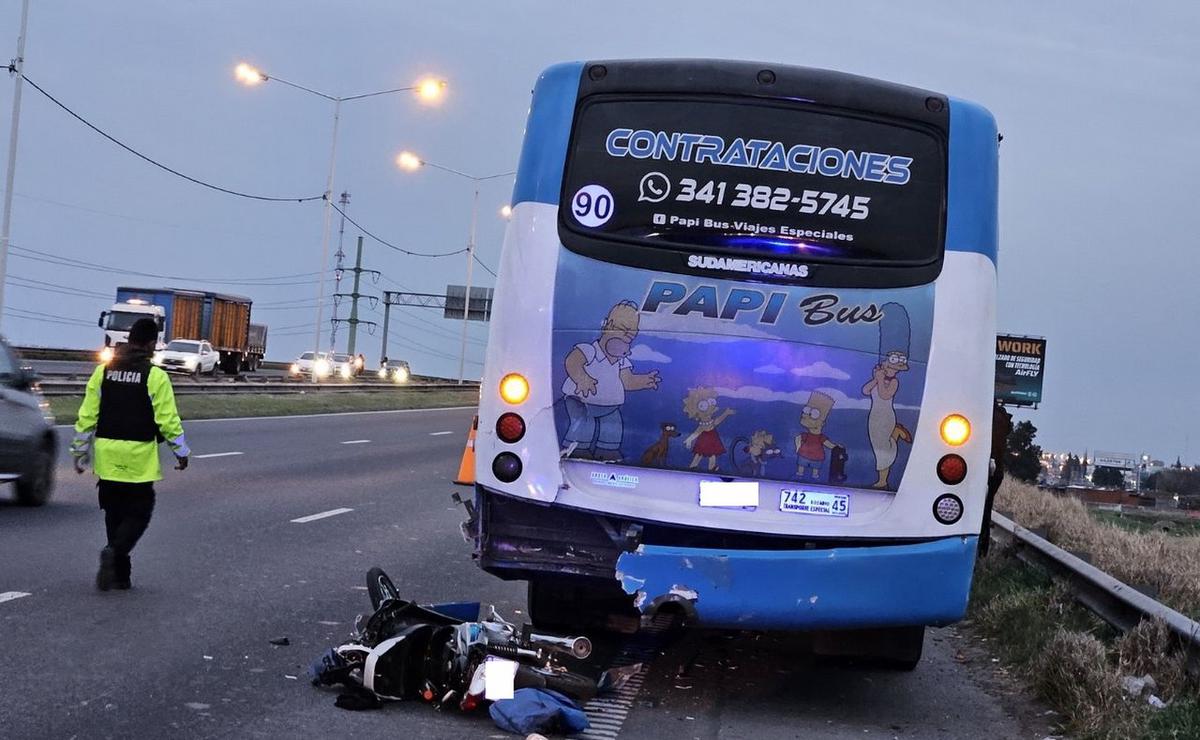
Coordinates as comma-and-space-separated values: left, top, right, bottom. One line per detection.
72, 358, 190, 483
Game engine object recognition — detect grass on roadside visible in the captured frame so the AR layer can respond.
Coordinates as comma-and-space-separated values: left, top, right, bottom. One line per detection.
48, 390, 478, 427
970, 479, 1200, 739
996, 479, 1200, 618
1090, 509, 1200, 538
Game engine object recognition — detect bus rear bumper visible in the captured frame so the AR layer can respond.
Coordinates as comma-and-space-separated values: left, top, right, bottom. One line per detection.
615, 536, 978, 630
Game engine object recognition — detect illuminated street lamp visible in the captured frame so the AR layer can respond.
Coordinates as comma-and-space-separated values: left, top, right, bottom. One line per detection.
396, 153, 514, 383
237, 63, 445, 378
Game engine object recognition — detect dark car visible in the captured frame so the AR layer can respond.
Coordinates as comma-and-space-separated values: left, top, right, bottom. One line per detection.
0, 336, 56, 505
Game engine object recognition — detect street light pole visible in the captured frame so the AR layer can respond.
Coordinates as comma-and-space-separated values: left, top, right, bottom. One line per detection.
395, 154, 513, 383
310, 98, 341, 382
0, 0, 31, 327
236, 64, 444, 380
458, 188, 479, 384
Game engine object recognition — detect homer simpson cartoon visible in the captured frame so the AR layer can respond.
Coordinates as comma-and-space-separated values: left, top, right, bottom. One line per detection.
561, 301, 661, 461
795, 390, 840, 481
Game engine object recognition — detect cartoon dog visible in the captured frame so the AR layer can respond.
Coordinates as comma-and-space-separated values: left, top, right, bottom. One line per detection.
639, 422, 681, 467
736, 430, 782, 478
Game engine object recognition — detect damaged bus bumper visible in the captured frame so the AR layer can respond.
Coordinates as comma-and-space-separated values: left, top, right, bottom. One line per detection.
615, 537, 978, 630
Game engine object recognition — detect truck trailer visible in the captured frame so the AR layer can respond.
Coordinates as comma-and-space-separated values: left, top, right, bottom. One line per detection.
100, 287, 263, 373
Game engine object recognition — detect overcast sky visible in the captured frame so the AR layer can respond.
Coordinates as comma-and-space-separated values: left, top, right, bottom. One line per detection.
1, 1, 1197, 460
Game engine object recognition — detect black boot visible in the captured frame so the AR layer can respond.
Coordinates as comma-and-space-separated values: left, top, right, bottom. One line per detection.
114, 553, 132, 590
96, 547, 116, 591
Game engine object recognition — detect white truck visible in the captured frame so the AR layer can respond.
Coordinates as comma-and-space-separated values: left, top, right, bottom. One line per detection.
97, 297, 166, 363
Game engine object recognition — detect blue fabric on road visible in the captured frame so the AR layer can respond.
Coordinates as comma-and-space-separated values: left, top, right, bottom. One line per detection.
489, 688, 590, 735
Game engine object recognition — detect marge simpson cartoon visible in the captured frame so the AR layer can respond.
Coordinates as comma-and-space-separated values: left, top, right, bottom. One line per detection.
863, 303, 913, 489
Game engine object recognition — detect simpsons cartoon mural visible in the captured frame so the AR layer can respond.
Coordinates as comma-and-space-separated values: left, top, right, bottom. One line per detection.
863, 302, 914, 489
560, 301, 662, 460
795, 391, 840, 481
682, 387, 736, 471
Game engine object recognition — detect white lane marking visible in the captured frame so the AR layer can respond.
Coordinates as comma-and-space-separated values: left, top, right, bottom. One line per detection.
54, 405, 477, 429
290, 507, 354, 524
0, 591, 32, 604
429, 431, 454, 436
340, 439, 371, 445
194, 451, 244, 459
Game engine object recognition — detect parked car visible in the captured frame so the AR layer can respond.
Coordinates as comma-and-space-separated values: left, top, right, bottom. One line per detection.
153, 339, 220, 376
0, 336, 56, 506
377, 359, 411, 383
289, 351, 334, 379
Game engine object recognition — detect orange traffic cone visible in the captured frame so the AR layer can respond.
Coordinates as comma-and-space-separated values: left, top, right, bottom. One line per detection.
454, 415, 479, 486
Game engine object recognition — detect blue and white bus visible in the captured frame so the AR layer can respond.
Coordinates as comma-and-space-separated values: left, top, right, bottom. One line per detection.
472, 59, 998, 663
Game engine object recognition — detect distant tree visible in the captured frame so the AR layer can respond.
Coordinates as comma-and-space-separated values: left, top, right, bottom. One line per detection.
1157, 469, 1200, 496
1006, 420, 1043, 483
1173, 456, 1184, 470
1092, 466, 1125, 488
1145, 472, 1160, 491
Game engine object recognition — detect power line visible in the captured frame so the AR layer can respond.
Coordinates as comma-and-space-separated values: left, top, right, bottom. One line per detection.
7, 306, 96, 327
7, 274, 111, 299
473, 253, 497, 278
18, 73, 325, 203
10, 244, 323, 286
327, 200, 467, 258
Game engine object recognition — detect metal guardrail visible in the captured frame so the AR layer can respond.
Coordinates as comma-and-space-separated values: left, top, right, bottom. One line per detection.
992, 512, 1200, 669
36, 379, 479, 397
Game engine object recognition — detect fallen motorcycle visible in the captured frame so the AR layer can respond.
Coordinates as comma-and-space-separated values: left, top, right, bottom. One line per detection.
310, 567, 617, 712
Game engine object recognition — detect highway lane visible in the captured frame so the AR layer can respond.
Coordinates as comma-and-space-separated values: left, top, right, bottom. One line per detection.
0, 407, 1049, 739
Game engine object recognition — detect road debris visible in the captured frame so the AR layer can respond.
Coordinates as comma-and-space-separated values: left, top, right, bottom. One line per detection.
309, 566, 628, 728
269, 637, 290, 646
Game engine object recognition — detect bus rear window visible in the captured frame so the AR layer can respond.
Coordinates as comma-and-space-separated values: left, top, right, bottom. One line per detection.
560, 97, 946, 265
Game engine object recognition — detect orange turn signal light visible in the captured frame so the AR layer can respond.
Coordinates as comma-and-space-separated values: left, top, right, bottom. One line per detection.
499, 373, 530, 405
940, 414, 971, 446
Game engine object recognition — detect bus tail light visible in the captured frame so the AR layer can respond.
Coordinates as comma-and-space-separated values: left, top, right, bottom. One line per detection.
499, 373, 529, 405
939, 414, 971, 446
933, 494, 964, 525
496, 413, 526, 444
492, 452, 523, 483
936, 454, 967, 485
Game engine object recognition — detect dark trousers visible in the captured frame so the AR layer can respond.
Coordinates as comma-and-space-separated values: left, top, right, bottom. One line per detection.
97, 480, 156, 581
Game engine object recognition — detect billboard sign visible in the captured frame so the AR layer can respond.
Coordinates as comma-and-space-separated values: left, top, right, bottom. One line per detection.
995, 335, 1046, 406
444, 285, 493, 322
1093, 451, 1136, 470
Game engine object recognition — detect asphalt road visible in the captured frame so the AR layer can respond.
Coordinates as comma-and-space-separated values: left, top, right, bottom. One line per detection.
0, 408, 1052, 739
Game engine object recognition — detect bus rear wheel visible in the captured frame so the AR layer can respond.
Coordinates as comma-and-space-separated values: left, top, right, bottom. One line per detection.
527, 579, 639, 634
812, 625, 925, 671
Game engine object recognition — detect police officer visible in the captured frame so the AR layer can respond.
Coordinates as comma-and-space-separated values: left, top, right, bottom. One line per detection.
71, 318, 190, 591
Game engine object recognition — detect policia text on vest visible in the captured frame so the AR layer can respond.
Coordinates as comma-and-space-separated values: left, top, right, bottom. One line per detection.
70, 319, 190, 591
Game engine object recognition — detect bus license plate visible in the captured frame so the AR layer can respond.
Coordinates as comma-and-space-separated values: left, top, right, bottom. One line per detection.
779, 489, 849, 518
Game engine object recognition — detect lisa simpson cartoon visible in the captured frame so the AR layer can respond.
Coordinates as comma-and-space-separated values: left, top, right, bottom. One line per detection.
862, 303, 914, 489
795, 391, 840, 481
682, 387, 735, 471
561, 301, 661, 461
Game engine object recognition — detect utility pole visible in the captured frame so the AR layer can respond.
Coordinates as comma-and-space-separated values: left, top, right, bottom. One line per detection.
0, 0, 31, 327
458, 188, 479, 384
331, 236, 379, 360
329, 191, 350, 351
380, 290, 398, 364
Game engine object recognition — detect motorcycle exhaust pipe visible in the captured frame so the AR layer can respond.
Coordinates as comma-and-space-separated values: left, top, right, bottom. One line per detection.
528, 632, 593, 660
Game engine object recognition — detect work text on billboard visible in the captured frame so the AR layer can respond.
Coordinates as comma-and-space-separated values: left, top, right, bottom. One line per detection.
995, 335, 1046, 406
